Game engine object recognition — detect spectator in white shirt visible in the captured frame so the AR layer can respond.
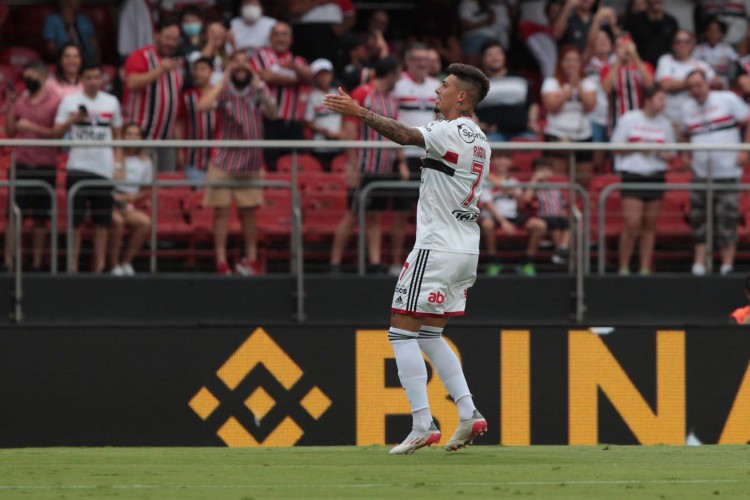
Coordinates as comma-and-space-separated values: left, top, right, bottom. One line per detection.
610, 87, 676, 275
110, 123, 153, 277
656, 30, 720, 125
694, 17, 739, 89
304, 58, 342, 170
541, 45, 597, 185
229, 0, 277, 55
680, 70, 750, 276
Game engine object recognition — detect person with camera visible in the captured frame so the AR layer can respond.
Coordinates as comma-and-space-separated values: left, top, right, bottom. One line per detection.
53, 62, 123, 274
198, 51, 278, 276
3, 61, 61, 272
123, 19, 184, 172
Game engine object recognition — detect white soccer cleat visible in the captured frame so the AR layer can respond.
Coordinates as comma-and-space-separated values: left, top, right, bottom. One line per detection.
388, 422, 441, 455
444, 410, 487, 452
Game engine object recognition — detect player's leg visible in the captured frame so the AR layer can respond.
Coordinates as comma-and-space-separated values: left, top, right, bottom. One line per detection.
639, 198, 661, 273
619, 197, 644, 274
427, 253, 487, 451
387, 248, 441, 455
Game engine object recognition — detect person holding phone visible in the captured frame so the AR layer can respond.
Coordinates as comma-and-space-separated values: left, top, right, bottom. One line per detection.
123, 18, 184, 172
53, 61, 123, 274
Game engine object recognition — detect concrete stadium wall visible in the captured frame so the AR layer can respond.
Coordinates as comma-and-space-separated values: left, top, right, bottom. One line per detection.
0, 275, 746, 326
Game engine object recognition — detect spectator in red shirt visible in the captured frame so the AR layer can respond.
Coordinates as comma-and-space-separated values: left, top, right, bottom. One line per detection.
176, 57, 217, 187
328, 56, 404, 273
123, 19, 184, 172
251, 22, 312, 170
3, 62, 61, 272
198, 51, 278, 276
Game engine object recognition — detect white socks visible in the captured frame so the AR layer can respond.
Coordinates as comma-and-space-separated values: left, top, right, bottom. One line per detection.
389, 327, 431, 431
418, 325, 476, 421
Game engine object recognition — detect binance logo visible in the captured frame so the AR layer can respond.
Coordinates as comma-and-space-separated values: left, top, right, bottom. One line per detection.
188, 328, 332, 446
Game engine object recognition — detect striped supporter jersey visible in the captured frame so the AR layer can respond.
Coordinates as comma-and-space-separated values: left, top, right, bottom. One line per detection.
679, 90, 750, 178
345, 83, 399, 174
250, 47, 308, 121
600, 62, 654, 124
211, 83, 271, 174
179, 88, 216, 171
123, 45, 183, 140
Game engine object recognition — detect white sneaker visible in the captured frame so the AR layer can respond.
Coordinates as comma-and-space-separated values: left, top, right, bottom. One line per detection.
444, 410, 488, 452
721, 264, 733, 275
388, 422, 441, 455
111, 265, 125, 276
692, 263, 707, 276
121, 263, 136, 276
387, 264, 402, 277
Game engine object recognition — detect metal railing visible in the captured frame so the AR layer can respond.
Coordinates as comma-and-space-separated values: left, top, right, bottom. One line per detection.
2, 137, 750, 325
597, 182, 748, 275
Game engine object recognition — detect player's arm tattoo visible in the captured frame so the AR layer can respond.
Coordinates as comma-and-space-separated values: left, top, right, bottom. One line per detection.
358, 109, 426, 147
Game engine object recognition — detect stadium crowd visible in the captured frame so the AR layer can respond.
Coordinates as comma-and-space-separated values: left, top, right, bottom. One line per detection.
2, 0, 750, 276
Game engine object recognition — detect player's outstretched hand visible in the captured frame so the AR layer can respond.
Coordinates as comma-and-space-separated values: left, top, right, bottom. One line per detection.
324, 87, 361, 117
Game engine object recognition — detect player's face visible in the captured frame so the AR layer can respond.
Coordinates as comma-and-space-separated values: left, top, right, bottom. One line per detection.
434, 75, 460, 114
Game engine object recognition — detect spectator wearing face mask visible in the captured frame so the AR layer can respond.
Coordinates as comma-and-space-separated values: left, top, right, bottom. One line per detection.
230, 0, 278, 55
3, 61, 61, 272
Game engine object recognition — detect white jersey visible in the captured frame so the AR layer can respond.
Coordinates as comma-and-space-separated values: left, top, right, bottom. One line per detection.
415, 117, 490, 255
304, 88, 342, 153
655, 55, 716, 123
680, 91, 750, 179
693, 42, 738, 89
393, 73, 439, 158
117, 155, 153, 195
541, 77, 597, 140
610, 110, 675, 176
56, 91, 123, 178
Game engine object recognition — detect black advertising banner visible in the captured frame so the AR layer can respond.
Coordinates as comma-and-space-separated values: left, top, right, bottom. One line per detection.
1, 326, 749, 447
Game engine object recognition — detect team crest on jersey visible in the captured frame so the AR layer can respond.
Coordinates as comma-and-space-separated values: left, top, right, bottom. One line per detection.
456, 123, 486, 144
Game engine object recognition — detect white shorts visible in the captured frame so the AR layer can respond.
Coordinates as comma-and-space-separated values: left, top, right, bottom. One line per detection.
391, 248, 478, 318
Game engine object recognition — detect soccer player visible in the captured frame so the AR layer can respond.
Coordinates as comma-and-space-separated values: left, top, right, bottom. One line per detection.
324, 63, 491, 455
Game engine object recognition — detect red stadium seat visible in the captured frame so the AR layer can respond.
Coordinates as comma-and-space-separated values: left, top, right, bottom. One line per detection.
257, 189, 293, 236
303, 191, 346, 237
277, 153, 323, 173
331, 154, 348, 173
299, 172, 347, 193
8, 5, 55, 53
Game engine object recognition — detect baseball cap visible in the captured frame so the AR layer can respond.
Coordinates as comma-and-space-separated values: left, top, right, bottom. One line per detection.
310, 58, 334, 75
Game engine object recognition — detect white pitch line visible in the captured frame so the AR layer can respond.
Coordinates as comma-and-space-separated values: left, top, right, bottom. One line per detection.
0, 479, 740, 490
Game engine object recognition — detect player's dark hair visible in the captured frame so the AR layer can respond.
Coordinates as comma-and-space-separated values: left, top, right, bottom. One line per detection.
446, 63, 490, 104
374, 55, 402, 78
480, 39, 503, 59
533, 157, 554, 170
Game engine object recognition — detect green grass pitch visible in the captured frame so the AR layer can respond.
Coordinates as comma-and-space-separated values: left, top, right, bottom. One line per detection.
1, 446, 749, 499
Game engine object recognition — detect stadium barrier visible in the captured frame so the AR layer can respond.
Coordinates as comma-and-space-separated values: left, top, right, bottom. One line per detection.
2, 324, 749, 447
1, 139, 748, 325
